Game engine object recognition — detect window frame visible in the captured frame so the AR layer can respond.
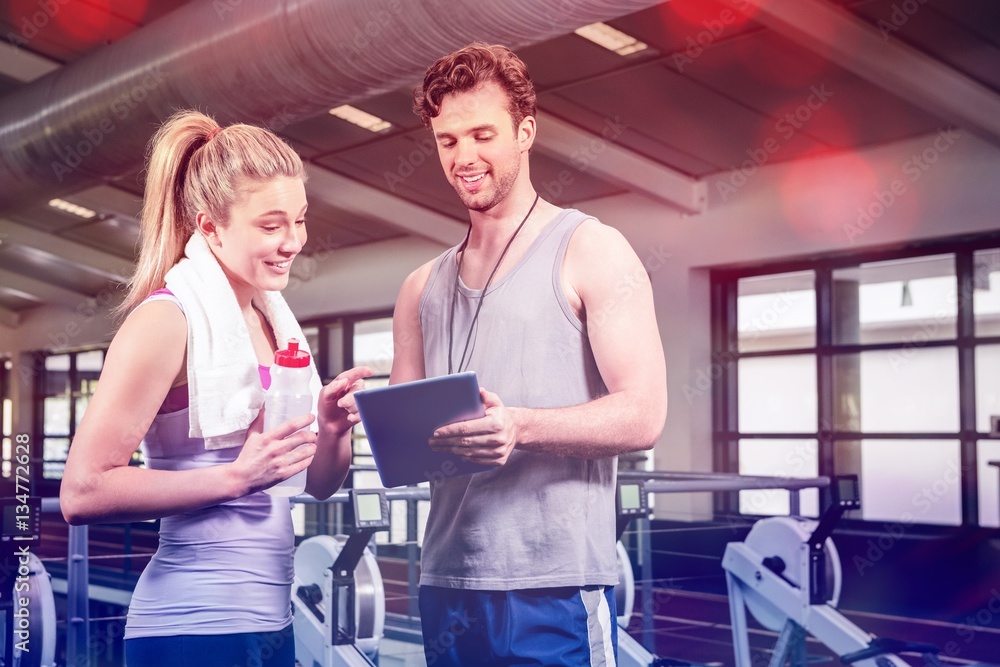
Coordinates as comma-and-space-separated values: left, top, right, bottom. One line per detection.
33, 346, 107, 495
711, 230, 1000, 530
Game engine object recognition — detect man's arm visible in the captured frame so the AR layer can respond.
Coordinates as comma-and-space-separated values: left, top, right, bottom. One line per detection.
431, 219, 667, 463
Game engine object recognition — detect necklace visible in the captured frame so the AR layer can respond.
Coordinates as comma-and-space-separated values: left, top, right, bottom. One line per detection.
447, 193, 541, 374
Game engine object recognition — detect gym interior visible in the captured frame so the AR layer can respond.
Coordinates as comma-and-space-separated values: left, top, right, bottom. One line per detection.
1, 1, 999, 666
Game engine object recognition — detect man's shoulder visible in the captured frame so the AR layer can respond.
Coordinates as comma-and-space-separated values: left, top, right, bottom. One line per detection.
399, 250, 450, 304
563, 212, 634, 257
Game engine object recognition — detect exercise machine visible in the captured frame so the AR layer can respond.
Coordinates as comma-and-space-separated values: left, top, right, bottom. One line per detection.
723, 476, 999, 667
615, 479, 711, 667
293, 489, 388, 667
0, 496, 55, 667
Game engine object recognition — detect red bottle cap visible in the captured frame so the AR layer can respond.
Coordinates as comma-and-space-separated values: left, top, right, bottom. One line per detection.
273, 338, 311, 368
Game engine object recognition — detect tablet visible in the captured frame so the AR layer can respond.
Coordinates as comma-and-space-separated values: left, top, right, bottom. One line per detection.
353, 371, 494, 488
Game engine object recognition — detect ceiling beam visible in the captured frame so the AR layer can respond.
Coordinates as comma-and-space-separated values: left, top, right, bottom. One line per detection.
0, 268, 91, 310
724, 0, 1000, 149
304, 167, 466, 247
0, 219, 132, 283
535, 111, 707, 215
0, 306, 21, 329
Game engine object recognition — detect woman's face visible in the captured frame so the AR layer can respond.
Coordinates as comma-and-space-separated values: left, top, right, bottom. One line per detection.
204, 176, 308, 295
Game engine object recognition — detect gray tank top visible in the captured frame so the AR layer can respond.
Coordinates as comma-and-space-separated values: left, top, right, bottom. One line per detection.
418, 208, 618, 590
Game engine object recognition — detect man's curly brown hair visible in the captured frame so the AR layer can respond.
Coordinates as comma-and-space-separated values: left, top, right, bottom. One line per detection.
413, 42, 537, 131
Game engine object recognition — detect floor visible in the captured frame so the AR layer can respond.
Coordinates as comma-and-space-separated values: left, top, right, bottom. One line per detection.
375, 586, 1000, 667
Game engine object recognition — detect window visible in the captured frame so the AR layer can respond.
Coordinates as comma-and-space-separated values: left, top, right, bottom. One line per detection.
713, 236, 1000, 528
1, 359, 11, 480
299, 310, 424, 546
37, 349, 105, 484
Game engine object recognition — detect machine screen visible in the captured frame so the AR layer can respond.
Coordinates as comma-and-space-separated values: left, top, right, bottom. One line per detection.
835, 475, 860, 507
356, 493, 384, 523
620, 483, 641, 511
616, 480, 648, 517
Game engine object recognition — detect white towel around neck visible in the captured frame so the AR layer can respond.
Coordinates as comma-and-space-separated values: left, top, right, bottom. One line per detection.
164, 233, 322, 450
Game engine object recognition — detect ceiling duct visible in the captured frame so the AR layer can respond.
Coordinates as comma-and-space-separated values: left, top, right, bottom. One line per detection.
0, 0, 666, 217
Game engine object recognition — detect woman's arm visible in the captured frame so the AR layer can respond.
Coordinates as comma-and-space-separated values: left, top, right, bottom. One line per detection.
60, 301, 318, 525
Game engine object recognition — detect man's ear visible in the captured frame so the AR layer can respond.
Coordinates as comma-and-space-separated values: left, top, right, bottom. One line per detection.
518, 115, 536, 153
195, 211, 221, 247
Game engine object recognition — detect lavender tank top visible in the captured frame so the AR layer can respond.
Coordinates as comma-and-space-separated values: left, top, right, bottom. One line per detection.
417, 208, 618, 590
124, 291, 294, 639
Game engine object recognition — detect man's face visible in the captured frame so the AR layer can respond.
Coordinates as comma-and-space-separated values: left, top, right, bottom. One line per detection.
430, 81, 529, 213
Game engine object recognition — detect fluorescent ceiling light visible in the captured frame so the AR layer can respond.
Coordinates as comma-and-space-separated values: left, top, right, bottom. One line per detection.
329, 105, 392, 132
575, 22, 648, 56
48, 198, 96, 219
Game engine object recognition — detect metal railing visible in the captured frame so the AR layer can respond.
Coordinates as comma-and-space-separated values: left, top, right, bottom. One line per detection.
42, 471, 830, 665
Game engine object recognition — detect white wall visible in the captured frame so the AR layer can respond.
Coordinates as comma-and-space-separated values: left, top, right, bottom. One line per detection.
4, 129, 1000, 520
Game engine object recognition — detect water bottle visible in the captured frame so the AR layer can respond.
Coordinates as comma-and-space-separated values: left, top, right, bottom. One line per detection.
264, 338, 313, 497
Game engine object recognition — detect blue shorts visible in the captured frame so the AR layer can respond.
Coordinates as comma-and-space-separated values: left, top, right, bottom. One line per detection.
419, 585, 618, 666
124, 624, 294, 667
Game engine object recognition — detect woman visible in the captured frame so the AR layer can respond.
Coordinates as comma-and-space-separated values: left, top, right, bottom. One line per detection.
60, 110, 369, 666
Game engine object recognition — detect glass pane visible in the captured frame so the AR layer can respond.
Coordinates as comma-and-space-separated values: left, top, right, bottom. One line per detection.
832, 254, 956, 344
43, 461, 65, 480
353, 317, 394, 376
738, 355, 816, 432
834, 348, 959, 432
44, 354, 70, 396
75, 396, 91, 429
737, 271, 815, 352
418, 499, 430, 547
860, 439, 961, 526
977, 345, 1000, 434
352, 469, 382, 490
43, 396, 71, 435
976, 441, 1000, 528
301, 326, 320, 362
43, 437, 71, 462
292, 503, 305, 537
352, 377, 387, 460
76, 349, 103, 372
737, 439, 819, 517
326, 323, 344, 377
974, 249, 1000, 337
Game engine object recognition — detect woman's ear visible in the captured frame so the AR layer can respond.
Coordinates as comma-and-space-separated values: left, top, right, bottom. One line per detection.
195, 211, 221, 247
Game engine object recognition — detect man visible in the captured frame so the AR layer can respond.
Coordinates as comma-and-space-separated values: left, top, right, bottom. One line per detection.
392, 43, 667, 665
